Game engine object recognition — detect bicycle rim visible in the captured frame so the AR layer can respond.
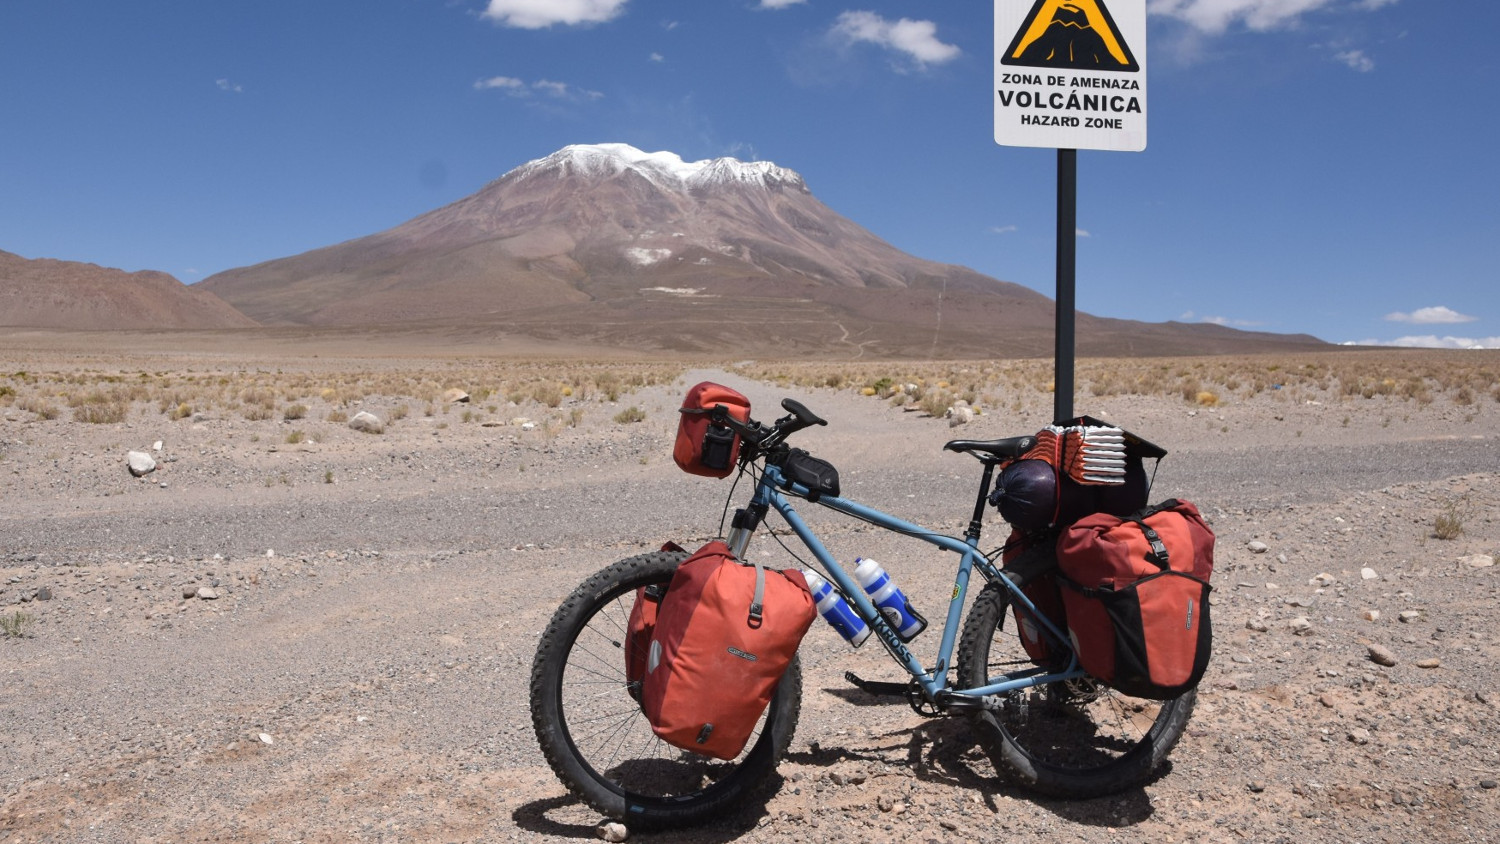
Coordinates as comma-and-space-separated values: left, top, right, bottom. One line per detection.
957, 581, 1194, 797
529, 551, 799, 828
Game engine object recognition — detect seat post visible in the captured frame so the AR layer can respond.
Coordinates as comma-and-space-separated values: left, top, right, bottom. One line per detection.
965, 459, 1000, 543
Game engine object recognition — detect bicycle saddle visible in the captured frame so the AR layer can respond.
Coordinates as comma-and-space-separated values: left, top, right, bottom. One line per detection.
942, 435, 1037, 459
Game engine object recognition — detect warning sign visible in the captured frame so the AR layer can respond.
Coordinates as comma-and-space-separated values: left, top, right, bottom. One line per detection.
994, 0, 1147, 151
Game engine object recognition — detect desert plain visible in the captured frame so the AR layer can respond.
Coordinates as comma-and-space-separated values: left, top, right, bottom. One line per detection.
1, 334, 1498, 843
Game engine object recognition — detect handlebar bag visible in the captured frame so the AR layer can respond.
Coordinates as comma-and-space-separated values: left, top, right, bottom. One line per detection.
641, 541, 815, 759
1056, 499, 1214, 700
674, 382, 751, 478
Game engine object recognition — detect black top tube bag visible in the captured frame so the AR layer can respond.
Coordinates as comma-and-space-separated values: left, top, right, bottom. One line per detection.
780, 448, 839, 502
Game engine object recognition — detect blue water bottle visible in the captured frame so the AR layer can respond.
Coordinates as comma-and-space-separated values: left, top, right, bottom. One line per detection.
854, 558, 927, 641
803, 569, 871, 647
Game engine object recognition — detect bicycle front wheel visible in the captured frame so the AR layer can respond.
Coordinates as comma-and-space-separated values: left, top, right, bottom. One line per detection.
529, 549, 801, 829
955, 580, 1195, 798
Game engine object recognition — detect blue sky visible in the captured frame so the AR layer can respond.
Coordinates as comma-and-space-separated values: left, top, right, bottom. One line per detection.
1, 0, 1494, 348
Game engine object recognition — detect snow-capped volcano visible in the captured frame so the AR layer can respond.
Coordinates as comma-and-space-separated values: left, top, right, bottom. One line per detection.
198, 143, 1326, 357
508, 143, 807, 192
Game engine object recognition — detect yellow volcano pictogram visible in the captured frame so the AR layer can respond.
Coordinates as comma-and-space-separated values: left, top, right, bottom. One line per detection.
1002, 0, 1139, 72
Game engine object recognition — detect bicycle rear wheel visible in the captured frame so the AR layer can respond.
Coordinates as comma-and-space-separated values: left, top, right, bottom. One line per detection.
955, 580, 1195, 798
529, 549, 801, 829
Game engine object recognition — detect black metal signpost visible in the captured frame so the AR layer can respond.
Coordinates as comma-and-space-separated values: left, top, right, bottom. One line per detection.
1054, 148, 1077, 423
993, 0, 1147, 425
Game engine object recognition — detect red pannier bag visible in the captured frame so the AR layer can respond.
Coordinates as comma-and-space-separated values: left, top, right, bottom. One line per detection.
624, 544, 686, 701
1002, 531, 1070, 669
641, 541, 815, 759
1056, 499, 1215, 700
674, 382, 751, 478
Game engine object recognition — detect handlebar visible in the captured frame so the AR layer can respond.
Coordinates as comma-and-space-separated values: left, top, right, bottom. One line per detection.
705, 396, 826, 458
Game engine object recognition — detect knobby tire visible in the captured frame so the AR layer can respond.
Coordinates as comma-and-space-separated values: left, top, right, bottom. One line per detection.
528, 549, 801, 829
956, 580, 1195, 798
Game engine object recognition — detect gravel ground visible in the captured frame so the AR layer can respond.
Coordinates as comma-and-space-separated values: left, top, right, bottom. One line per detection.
3, 361, 1498, 843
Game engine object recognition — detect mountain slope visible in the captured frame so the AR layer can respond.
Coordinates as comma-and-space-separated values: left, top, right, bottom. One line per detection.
0, 250, 256, 331
199, 144, 1324, 357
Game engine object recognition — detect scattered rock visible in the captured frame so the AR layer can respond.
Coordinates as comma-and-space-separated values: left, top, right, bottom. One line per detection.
1361, 609, 1381, 622
443, 388, 470, 404
127, 450, 157, 477
946, 405, 974, 427
1367, 644, 1398, 667
35, 586, 52, 601
348, 411, 384, 434
596, 821, 628, 842
1416, 658, 1441, 669
1246, 618, 1269, 632
196, 586, 219, 600
1347, 728, 1372, 746
1247, 541, 1269, 554
152, 440, 163, 452
1311, 572, 1335, 587
1361, 567, 1379, 580
257, 732, 274, 745
1398, 610, 1422, 623
1288, 617, 1314, 636
1461, 554, 1495, 569
182, 585, 198, 599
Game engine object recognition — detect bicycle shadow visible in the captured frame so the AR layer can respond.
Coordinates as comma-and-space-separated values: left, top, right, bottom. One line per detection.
510, 776, 786, 841
785, 707, 1166, 829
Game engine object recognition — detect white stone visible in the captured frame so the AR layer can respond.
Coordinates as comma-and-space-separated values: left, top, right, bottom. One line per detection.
443, 388, 470, 403
1461, 554, 1495, 569
1361, 567, 1379, 580
596, 821, 629, 842
1361, 609, 1380, 622
348, 411, 384, 434
127, 451, 157, 477
258, 733, 274, 745
1247, 541, 1269, 553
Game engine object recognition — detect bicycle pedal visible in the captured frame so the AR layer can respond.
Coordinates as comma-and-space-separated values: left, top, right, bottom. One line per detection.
844, 671, 909, 698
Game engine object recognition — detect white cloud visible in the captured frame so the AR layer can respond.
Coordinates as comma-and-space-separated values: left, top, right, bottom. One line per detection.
649, 52, 665, 63
480, 0, 626, 29
1180, 311, 1264, 328
474, 76, 527, 93
1336, 49, 1374, 72
1147, 0, 1396, 35
831, 11, 960, 67
1344, 336, 1500, 349
989, 225, 1019, 235
1384, 306, 1477, 325
1076, 228, 1091, 238
216, 78, 243, 93
475, 76, 602, 100
758, 0, 806, 8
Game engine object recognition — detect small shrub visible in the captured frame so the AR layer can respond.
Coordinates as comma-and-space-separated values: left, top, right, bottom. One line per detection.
1433, 496, 1469, 540
1195, 391, 1220, 407
614, 406, 646, 424
326, 409, 348, 423
285, 430, 305, 444
283, 404, 308, 421
170, 402, 193, 420
919, 391, 951, 418
1, 610, 33, 638
74, 400, 129, 424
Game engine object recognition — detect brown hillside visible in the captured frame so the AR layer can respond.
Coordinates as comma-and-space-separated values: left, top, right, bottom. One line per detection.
0, 250, 257, 331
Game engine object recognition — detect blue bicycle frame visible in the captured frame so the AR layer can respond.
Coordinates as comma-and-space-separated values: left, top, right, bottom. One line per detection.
726, 461, 1086, 708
